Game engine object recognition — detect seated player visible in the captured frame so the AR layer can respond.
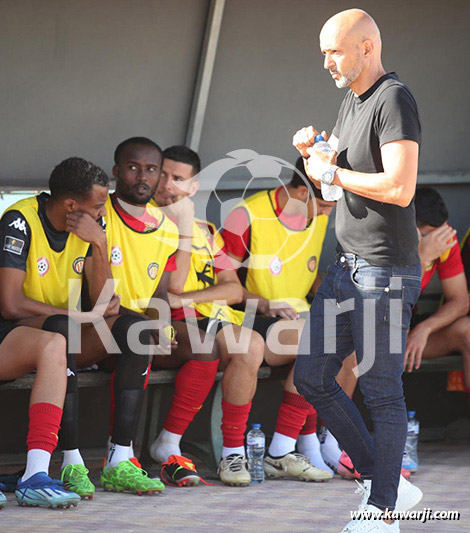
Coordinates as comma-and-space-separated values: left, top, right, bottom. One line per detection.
0, 157, 163, 498
106, 138, 220, 487
0, 321, 80, 508
222, 156, 358, 477
407, 187, 470, 408
151, 146, 331, 485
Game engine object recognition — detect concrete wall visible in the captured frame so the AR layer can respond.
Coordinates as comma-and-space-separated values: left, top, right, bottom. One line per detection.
0, 0, 469, 187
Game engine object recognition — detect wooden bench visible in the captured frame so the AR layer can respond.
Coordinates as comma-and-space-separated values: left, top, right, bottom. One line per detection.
0, 354, 463, 470
0, 366, 275, 472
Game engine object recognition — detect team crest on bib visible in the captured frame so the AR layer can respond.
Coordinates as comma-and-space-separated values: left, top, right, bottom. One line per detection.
269, 256, 283, 276
147, 262, 159, 280
37, 257, 50, 277
72, 257, 85, 275
110, 245, 123, 266
307, 256, 317, 273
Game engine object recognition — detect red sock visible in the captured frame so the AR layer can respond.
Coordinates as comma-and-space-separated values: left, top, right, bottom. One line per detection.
300, 404, 317, 435
109, 364, 151, 437
274, 391, 312, 439
221, 400, 252, 447
26, 403, 63, 454
163, 360, 219, 435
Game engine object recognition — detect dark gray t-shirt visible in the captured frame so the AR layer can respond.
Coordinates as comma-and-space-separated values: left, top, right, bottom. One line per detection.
332, 72, 421, 266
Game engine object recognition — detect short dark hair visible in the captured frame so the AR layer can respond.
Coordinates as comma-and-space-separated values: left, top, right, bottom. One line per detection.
415, 187, 449, 228
49, 157, 109, 200
114, 137, 162, 165
163, 145, 201, 176
290, 156, 321, 198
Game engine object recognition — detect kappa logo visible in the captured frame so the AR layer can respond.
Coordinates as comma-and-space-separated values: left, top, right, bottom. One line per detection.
72, 257, 85, 275
110, 245, 123, 266
8, 217, 27, 235
147, 262, 159, 280
37, 257, 50, 277
269, 256, 283, 276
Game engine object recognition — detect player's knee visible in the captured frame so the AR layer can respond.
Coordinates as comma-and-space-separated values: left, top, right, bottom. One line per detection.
248, 331, 265, 367
232, 333, 264, 373
42, 314, 78, 344
456, 318, 470, 353
111, 314, 151, 353
191, 332, 218, 362
37, 331, 67, 370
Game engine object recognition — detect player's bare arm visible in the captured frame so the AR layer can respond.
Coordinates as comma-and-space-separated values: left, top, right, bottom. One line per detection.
0, 267, 77, 320
173, 269, 243, 307
418, 224, 457, 274
404, 272, 469, 372
294, 126, 419, 207
146, 270, 177, 350
163, 197, 195, 294
67, 211, 110, 300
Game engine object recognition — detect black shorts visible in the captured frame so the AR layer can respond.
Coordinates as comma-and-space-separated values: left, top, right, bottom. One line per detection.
195, 313, 307, 341
410, 313, 431, 330
0, 319, 19, 345
196, 314, 283, 340
0, 319, 20, 385
251, 312, 309, 340
196, 317, 232, 336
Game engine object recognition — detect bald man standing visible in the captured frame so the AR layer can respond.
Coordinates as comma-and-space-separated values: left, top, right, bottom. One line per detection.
293, 9, 423, 532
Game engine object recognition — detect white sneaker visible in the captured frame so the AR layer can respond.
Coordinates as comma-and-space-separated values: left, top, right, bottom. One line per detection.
218, 454, 251, 486
342, 504, 400, 532
319, 427, 342, 472
264, 452, 333, 482
356, 476, 423, 513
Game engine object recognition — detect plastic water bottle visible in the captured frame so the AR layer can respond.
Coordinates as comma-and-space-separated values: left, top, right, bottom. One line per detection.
313, 134, 343, 202
247, 423, 265, 483
402, 411, 419, 472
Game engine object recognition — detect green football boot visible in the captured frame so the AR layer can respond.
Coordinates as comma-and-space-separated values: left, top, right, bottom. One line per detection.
61, 464, 95, 499
101, 460, 165, 495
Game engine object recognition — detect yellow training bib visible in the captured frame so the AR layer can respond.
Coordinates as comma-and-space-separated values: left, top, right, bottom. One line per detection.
105, 196, 179, 314
238, 189, 328, 313
184, 219, 244, 325
4, 195, 89, 310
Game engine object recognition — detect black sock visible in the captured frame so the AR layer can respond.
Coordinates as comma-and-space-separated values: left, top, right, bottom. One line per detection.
110, 315, 150, 446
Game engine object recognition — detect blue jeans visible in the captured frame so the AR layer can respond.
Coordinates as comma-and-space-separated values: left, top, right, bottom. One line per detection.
294, 254, 421, 510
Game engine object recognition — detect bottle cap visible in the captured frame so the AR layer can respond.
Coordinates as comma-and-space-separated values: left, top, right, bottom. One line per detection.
314, 134, 325, 143
251, 423, 261, 429
407, 410, 416, 418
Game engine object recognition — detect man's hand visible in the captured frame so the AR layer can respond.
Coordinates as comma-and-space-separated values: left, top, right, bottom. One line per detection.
168, 292, 183, 310
103, 293, 121, 318
74, 293, 120, 324
150, 321, 178, 355
404, 325, 430, 372
305, 146, 338, 183
258, 298, 299, 320
293, 126, 324, 157
418, 224, 456, 267
159, 196, 195, 237
66, 212, 106, 246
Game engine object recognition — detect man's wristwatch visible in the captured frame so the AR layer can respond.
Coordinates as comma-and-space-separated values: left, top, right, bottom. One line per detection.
320, 165, 339, 186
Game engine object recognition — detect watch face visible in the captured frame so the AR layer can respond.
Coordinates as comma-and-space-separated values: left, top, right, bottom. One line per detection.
322, 169, 333, 185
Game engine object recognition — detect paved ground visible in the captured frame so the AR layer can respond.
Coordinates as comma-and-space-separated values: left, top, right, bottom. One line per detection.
0, 442, 468, 532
